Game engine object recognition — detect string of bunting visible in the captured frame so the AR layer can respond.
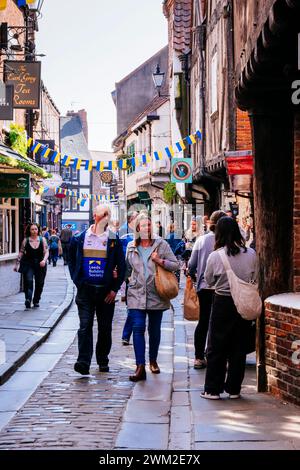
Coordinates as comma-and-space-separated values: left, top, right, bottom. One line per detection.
39, 186, 119, 203
27, 130, 202, 173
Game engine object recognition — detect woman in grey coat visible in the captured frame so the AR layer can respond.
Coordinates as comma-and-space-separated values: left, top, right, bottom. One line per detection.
126, 213, 180, 382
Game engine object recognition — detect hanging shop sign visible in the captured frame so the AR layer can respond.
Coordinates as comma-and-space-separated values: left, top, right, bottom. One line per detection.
44, 173, 63, 189
0, 84, 13, 120
4, 61, 41, 109
35, 140, 56, 165
100, 171, 113, 184
171, 158, 193, 183
0, 173, 30, 198
224, 151, 253, 176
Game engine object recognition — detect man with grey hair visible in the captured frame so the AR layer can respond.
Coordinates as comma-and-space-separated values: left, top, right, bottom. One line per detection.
69, 205, 125, 375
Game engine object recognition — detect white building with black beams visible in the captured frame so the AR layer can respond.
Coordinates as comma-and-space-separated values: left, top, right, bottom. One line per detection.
60, 112, 92, 233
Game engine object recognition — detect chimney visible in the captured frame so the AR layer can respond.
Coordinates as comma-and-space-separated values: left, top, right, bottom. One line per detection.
66, 109, 89, 144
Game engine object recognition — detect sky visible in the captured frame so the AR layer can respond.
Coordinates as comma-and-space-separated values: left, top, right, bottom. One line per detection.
36, 0, 168, 152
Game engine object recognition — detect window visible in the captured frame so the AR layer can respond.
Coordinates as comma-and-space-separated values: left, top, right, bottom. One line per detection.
126, 142, 136, 175
62, 166, 78, 181
0, 198, 19, 258
210, 51, 218, 115
62, 194, 78, 211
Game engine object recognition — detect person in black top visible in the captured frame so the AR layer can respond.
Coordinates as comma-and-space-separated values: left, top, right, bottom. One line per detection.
14, 223, 49, 309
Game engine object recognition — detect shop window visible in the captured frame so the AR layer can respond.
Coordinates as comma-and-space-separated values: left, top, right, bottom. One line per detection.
0, 198, 18, 258
126, 143, 136, 175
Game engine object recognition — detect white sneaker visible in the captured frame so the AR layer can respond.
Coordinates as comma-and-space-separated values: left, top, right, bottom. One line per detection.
229, 394, 241, 399
200, 392, 220, 400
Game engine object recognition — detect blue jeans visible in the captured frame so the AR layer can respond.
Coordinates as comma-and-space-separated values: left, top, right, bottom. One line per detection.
122, 311, 133, 341
128, 309, 163, 365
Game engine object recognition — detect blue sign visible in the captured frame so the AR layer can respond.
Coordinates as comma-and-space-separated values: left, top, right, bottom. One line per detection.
171, 158, 193, 183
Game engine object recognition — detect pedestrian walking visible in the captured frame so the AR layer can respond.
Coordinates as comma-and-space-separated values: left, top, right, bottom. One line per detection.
201, 216, 257, 400
182, 217, 203, 272
126, 213, 180, 382
69, 205, 125, 375
14, 223, 49, 309
188, 210, 227, 369
166, 222, 185, 284
60, 224, 73, 265
48, 229, 62, 267
119, 210, 139, 345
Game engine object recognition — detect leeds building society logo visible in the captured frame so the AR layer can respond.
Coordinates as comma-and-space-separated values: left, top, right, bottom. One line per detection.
291, 33, 300, 105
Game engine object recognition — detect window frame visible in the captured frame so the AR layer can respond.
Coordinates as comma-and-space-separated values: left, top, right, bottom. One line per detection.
0, 198, 19, 261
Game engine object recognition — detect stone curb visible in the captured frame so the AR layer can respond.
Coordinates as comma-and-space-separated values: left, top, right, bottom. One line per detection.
0, 267, 75, 386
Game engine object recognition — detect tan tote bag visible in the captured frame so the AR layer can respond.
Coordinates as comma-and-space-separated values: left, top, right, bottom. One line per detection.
155, 263, 179, 301
184, 276, 200, 321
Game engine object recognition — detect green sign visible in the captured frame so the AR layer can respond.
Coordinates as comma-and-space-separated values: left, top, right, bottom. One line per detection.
0, 173, 30, 198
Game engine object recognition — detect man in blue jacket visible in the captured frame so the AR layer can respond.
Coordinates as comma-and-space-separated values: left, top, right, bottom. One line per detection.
69, 205, 125, 375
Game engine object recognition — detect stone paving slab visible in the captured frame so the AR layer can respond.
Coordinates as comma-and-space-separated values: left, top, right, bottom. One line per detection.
0, 261, 74, 385
115, 422, 169, 449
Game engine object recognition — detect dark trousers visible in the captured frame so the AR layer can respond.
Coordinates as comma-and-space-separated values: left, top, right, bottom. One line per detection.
75, 284, 115, 367
23, 264, 46, 304
50, 248, 58, 265
194, 289, 214, 360
62, 243, 70, 265
204, 294, 250, 395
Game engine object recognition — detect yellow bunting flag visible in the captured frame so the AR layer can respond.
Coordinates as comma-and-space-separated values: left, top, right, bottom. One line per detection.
27, 137, 33, 148
54, 152, 60, 164
33, 143, 41, 155
0, 1, 7, 11
134, 156, 140, 167
87, 160, 93, 171
100, 161, 105, 171
146, 154, 152, 163
76, 159, 82, 170
44, 148, 51, 159
65, 156, 71, 167
112, 161, 117, 171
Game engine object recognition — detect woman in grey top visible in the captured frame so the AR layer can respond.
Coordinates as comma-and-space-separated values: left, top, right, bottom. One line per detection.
201, 217, 257, 400
126, 213, 180, 382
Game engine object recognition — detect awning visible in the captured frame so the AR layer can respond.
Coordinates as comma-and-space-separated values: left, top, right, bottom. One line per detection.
0, 142, 50, 179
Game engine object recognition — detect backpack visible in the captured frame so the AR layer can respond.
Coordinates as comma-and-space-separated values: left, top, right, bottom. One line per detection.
218, 248, 262, 321
50, 236, 59, 250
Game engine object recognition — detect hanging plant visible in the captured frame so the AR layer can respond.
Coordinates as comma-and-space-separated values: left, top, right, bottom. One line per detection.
163, 182, 177, 204
8, 123, 27, 158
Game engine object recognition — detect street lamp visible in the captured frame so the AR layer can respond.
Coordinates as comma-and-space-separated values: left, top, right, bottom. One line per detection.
27, 0, 44, 14
152, 64, 165, 97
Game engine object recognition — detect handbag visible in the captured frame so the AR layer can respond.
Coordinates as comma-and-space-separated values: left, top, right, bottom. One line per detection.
17, 258, 28, 274
155, 263, 179, 300
218, 249, 262, 321
184, 276, 200, 321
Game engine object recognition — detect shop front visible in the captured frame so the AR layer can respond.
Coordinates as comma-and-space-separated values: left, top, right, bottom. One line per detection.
0, 144, 49, 297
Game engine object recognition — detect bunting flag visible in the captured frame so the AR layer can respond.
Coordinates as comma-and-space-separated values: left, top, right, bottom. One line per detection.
17, 0, 36, 7
165, 146, 175, 158
85, 160, 93, 171
186, 134, 196, 145
0, 1, 7, 10
28, 129, 203, 174
175, 140, 186, 152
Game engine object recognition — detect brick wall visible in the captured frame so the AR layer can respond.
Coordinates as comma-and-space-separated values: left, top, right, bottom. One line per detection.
294, 113, 300, 291
236, 108, 252, 150
264, 114, 300, 407
264, 298, 300, 406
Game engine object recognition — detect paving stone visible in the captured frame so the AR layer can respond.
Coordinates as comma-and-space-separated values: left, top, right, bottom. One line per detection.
170, 406, 191, 433
124, 399, 170, 424
116, 422, 169, 449
169, 432, 191, 450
